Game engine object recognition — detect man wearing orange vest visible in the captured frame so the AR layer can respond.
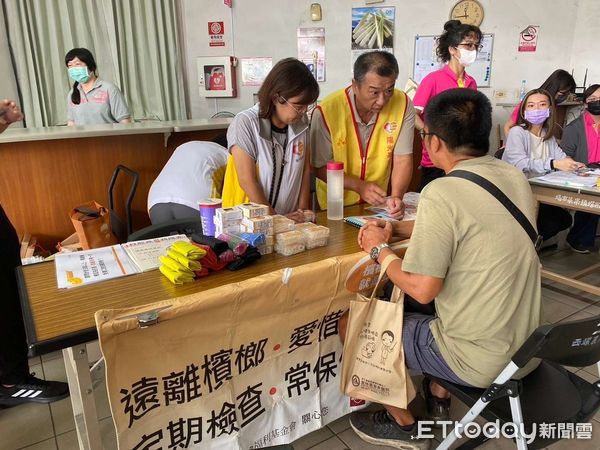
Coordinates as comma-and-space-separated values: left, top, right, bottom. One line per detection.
311, 51, 415, 217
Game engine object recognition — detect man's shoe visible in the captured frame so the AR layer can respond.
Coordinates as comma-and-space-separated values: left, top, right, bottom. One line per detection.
422, 377, 451, 422
0, 374, 69, 406
349, 409, 430, 449
566, 239, 592, 254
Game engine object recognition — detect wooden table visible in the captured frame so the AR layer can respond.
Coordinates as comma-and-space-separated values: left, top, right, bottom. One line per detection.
529, 178, 600, 297
17, 206, 369, 449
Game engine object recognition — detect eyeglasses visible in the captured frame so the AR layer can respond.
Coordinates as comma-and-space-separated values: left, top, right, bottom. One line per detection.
280, 96, 308, 115
457, 42, 483, 51
419, 130, 436, 140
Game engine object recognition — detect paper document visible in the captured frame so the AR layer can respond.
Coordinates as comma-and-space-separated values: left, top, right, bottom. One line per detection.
365, 192, 420, 221
121, 234, 189, 272
55, 245, 140, 289
534, 171, 599, 187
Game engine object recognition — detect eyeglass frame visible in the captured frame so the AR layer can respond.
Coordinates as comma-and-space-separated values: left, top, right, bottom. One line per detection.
456, 42, 483, 52
419, 129, 437, 140
279, 95, 309, 115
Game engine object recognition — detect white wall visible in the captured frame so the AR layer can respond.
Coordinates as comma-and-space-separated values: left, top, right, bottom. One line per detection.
180, 0, 599, 150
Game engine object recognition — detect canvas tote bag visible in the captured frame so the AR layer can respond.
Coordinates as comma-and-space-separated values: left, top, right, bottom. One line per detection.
341, 253, 416, 408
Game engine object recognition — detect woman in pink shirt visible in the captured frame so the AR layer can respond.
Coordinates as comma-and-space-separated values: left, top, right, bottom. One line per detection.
503, 70, 575, 139
413, 20, 482, 190
560, 84, 600, 253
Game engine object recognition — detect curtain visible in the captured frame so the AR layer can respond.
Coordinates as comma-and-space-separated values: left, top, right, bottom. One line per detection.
2, 0, 185, 127
112, 0, 186, 121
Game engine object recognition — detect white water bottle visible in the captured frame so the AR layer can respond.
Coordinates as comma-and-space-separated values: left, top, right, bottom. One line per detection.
327, 161, 344, 220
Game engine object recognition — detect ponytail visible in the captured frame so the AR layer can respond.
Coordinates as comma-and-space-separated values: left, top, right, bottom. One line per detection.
71, 82, 81, 105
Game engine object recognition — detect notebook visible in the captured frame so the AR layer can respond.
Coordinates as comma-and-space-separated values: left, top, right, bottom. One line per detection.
344, 213, 397, 229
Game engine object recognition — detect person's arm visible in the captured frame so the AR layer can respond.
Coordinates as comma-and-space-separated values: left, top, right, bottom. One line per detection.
559, 121, 579, 159
414, 112, 424, 131
503, 104, 520, 140
387, 100, 415, 216
548, 139, 585, 171
0, 99, 24, 133
358, 221, 442, 302
503, 127, 552, 173
230, 145, 271, 207
110, 84, 131, 124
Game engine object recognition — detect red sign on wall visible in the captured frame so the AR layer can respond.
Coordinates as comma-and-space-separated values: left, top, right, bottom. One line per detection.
208, 21, 225, 47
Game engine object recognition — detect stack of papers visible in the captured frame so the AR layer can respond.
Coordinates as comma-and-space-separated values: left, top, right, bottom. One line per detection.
54, 234, 189, 289
535, 171, 599, 187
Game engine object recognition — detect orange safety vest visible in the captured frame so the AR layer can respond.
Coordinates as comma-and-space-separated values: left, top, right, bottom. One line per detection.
316, 87, 407, 209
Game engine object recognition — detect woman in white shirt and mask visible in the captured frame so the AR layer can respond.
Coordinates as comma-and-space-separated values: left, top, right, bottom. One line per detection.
503, 89, 585, 244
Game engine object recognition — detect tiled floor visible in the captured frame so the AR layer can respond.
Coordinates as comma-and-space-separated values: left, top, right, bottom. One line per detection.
1, 246, 599, 450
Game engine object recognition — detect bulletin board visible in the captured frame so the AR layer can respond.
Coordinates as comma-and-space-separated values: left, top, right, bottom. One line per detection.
413, 33, 494, 87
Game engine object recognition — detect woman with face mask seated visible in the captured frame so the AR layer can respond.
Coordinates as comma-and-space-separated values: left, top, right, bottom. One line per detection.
559, 84, 600, 253
503, 70, 576, 139
413, 19, 483, 189
502, 89, 585, 246
65, 47, 131, 126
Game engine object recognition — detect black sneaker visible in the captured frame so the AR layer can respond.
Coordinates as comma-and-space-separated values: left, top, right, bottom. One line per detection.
0, 374, 69, 405
349, 409, 430, 449
566, 239, 593, 254
422, 377, 451, 422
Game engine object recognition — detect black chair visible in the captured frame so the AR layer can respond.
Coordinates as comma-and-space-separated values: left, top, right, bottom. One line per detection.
108, 165, 139, 242
432, 314, 600, 449
127, 217, 204, 242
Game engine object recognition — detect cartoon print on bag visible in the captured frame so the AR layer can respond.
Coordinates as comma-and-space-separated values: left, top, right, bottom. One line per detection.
361, 341, 376, 358
380, 330, 396, 364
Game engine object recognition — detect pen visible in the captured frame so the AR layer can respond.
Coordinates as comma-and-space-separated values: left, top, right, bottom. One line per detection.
564, 181, 585, 187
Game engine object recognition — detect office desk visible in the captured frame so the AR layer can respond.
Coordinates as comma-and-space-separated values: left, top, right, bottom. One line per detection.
529, 178, 600, 297
17, 207, 369, 449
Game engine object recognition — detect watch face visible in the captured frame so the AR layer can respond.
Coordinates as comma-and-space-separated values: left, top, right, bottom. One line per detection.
370, 246, 379, 261
450, 0, 484, 26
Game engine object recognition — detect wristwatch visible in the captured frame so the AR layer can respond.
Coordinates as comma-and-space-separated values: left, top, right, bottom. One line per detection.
370, 243, 390, 262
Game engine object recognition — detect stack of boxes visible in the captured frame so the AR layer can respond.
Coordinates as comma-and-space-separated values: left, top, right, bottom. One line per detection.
212, 202, 330, 256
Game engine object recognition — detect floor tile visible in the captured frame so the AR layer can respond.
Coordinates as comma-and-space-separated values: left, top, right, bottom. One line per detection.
337, 427, 400, 449
309, 435, 349, 450
542, 297, 583, 324
326, 414, 350, 434
292, 426, 334, 450
40, 351, 63, 363
0, 364, 55, 449
55, 417, 115, 450
39, 358, 67, 384
17, 437, 58, 450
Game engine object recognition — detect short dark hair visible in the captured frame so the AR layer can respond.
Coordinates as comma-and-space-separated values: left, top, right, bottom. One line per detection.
540, 69, 576, 97
382, 330, 394, 340
437, 20, 483, 63
65, 48, 98, 105
353, 51, 399, 84
516, 89, 557, 141
583, 84, 600, 103
257, 58, 319, 119
424, 88, 491, 156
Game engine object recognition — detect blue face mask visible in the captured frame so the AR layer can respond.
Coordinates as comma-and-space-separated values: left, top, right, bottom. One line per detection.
68, 66, 90, 84
524, 108, 550, 125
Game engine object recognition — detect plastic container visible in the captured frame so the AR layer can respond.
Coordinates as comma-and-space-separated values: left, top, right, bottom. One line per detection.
272, 215, 295, 234
300, 225, 330, 249
198, 198, 222, 236
274, 230, 306, 256
327, 161, 344, 220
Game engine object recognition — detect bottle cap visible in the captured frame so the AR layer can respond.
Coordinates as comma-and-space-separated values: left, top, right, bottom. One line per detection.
327, 161, 344, 170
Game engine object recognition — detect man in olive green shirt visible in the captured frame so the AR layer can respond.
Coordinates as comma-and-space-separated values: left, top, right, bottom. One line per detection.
347, 89, 542, 450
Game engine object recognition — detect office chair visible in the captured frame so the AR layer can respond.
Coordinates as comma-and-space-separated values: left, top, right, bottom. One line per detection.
127, 217, 204, 242
432, 314, 600, 449
108, 164, 139, 242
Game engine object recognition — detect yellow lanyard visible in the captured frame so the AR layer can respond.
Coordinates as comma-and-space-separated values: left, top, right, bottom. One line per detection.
457, 78, 465, 88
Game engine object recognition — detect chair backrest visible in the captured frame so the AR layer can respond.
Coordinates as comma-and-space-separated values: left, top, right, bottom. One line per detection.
108, 165, 139, 242
127, 217, 203, 242
512, 314, 600, 368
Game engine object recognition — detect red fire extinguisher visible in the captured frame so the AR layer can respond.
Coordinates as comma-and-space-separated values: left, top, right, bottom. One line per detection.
209, 67, 226, 90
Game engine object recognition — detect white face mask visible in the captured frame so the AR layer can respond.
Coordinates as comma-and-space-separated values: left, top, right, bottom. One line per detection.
457, 48, 477, 67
